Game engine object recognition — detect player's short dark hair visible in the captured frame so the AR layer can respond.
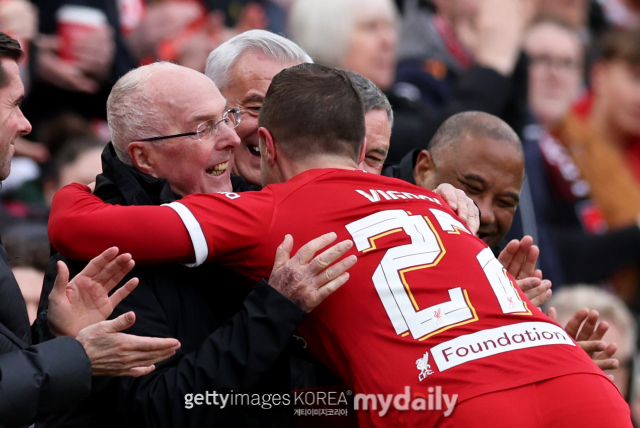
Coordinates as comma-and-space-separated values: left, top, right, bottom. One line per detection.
0, 32, 23, 89
428, 111, 523, 158
259, 63, 365, 162
598, 28, 640, 66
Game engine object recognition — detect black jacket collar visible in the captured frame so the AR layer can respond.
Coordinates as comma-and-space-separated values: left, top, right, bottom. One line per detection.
382, 149, 420, 184
94, 143, 179, 206
94, 143, 259, 206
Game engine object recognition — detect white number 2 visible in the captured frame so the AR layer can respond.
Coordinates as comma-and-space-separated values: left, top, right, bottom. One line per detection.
345, 209, 529, 341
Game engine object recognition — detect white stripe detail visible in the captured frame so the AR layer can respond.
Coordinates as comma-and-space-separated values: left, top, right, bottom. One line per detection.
162, 202, 208, 267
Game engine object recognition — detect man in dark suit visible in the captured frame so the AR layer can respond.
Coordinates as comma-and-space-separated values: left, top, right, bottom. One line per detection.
0, 32, 181, 428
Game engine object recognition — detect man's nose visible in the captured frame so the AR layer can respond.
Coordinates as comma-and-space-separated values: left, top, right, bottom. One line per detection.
477, 198, 495, 226
18, 108, 32, 137
217, 120, 241, 150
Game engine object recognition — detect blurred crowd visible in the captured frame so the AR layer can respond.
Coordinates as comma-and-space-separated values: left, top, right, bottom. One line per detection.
3, 0, 640, 422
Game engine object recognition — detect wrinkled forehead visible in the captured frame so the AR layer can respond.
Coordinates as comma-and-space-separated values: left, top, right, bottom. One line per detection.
437, 137, 524, 183
146, 68, 226, 120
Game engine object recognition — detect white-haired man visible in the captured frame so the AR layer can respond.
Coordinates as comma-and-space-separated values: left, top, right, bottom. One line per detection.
206, 30, 398, 184
36, 61, 356, 428
205, 29, 312, 187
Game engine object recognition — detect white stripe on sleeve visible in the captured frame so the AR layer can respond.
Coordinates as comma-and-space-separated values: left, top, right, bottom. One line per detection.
162, 202, 209, 267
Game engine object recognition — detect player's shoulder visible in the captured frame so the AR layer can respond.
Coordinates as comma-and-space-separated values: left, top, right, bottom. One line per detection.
325, 169, 444, 206
178, 185, 275, 213
269, 168, 439, 197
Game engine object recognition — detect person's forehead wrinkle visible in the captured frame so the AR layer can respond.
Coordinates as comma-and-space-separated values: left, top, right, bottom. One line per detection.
180, 96, 229, 130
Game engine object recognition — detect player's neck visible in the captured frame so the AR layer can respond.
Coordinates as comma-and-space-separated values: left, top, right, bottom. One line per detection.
280, 155, 360, 181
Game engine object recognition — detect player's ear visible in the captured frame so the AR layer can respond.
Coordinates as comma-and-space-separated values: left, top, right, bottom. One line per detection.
414, 150, 436, 189
357, 137, 367, 165
258, 127, 276, 165
128, 141, 156, 177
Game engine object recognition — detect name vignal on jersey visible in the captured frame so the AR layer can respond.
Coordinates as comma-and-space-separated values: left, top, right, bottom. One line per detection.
356, 189, 443, 204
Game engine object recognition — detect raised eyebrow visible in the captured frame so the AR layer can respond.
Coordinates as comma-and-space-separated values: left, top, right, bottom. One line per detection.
191, 114, 214, 124
502, 192, 520, 204
462, 173, 486, 185
242, 94, 264, 104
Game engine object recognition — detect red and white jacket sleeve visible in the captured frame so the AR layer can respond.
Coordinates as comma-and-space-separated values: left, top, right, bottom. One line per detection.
48, 183, 199, 265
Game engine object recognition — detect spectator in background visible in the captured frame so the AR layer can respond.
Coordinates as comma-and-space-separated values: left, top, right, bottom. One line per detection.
289, 0, 398, 92
383, 0, 535, 163
525, 19, 585, 129
22, 0, 133, 137
1, 138, 103, 232
539, 0, 591, 29
0, 0, 36, 86
546, 285, 637, 402
540, 29, 640, 307
3, 223, 49, 323
41, 138, 103, 205
126, 0, 279, 73
597, 0, 640, 28
500, 18, 588, 289
0, 0, 49, 174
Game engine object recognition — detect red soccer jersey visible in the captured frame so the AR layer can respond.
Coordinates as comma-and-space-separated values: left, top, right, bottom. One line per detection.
49, 169, 607, 426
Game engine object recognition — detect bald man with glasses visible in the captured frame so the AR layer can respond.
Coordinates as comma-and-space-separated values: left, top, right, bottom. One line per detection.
34, 62, 355, 428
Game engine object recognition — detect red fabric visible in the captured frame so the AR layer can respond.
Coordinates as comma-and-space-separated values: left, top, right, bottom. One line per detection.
435, 373, 631, 428
48, 183, 195, 264
50, 172, 611, 427
432, 15, 474, 70
625, 142, 640, 185
177, 169, 606, 427
572, 93, 593, 119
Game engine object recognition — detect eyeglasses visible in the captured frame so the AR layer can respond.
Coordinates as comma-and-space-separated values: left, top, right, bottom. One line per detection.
140, 107, 241, 142
529, 54, 582, 72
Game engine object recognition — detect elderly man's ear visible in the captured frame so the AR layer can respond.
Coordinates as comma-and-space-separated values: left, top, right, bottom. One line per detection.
128, 142, 157, 177
413, 149, 436, 189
